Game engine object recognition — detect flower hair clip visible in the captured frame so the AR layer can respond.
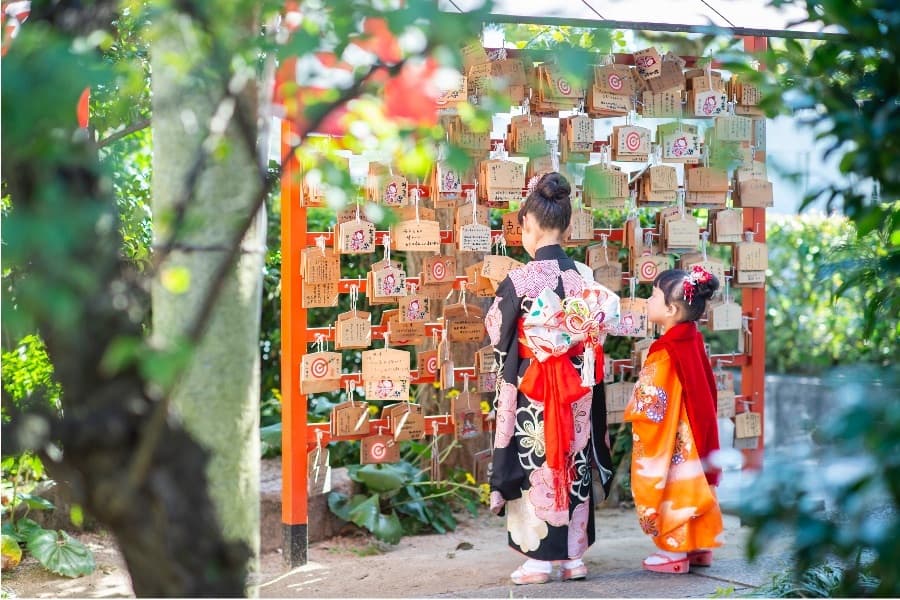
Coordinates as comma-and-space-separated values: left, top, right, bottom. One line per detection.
683, 265, 713, 304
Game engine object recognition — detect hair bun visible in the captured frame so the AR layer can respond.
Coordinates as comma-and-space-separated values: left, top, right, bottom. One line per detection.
536, 172, 571, 204
695, 275, 720, 301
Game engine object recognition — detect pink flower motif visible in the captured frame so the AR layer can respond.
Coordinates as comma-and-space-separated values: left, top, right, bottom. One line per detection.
571, 392, 592, 453
528, 466, 569, 527
490, 491, 506, 515
485, 299, 502, 346
494, 382, 517, 449
567, 501, 590, 559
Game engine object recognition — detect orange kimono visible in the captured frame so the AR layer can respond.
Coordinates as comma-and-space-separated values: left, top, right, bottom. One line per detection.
625, 348, 723, 552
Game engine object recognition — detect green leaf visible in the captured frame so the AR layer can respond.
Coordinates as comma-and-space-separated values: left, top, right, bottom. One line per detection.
18, 493, 55, 511
2, 534, 22, 569
13, 517, 43, 541
26, 530, 95, 577
69, 505, 84, 529
350, 464, 409, 493
260, 422, 282, 449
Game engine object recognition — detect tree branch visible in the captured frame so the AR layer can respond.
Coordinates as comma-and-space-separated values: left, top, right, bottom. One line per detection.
96, 118, 151, 148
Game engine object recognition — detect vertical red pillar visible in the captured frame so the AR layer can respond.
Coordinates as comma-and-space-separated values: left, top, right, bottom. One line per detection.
280, 121, 310, 565
740, 35, 768, 471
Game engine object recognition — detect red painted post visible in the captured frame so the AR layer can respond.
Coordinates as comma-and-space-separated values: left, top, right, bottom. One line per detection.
740, 35, 768, 470
280, 121, 310, 566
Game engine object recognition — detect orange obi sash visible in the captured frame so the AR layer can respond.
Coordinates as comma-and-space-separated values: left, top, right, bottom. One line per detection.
517, 322, 605, 510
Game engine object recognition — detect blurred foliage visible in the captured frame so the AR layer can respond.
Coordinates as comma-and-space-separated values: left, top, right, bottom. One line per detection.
739, 365, 900, 596
1, 335, 62, 418
723, 1, 899, 349
765, 213, 897, 374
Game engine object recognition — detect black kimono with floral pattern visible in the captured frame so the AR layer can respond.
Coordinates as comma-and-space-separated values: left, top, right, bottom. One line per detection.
484, 245, 614, 561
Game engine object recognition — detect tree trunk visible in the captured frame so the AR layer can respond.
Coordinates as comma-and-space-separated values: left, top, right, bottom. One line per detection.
151, 12, 265, 583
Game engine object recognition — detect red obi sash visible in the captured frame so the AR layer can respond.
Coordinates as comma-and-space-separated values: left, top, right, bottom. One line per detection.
517, 322, 604, 510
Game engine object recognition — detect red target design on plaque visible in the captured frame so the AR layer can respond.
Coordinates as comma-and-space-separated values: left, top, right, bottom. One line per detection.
431, 261, 447, 281
625, 131, 642, 152
310, 357, 330, 378
640, 260, 659, 281
607, 74, 623, 91
425, 355, 438, 376
369, 439, 388, 461
557, 78, 572, 95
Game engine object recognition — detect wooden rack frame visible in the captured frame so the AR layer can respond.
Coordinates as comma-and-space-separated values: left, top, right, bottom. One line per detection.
279, 36, 769, 567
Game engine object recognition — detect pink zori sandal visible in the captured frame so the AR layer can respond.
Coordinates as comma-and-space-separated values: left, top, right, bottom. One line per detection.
561, 564, 588, 581
510, 566, 551, 585
688, 549, 713, 566
642, 553, 690, 574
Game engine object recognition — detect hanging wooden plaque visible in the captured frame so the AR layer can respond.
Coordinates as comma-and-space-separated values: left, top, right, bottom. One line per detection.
300, 351, 342, 394
360, 434, 401, 464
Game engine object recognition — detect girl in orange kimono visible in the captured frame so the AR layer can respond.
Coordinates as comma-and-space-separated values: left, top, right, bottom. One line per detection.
625, 266, 724, 574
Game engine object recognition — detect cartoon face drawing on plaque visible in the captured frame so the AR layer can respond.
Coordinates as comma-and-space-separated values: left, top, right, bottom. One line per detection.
461, 411, 478, 438
406, 299, 423, 321
350, 229, 366, 251
442, 171, 460, 192
376, 379, 395, 399
702, 95, 717, 115
635, 55, 657, 70
381, 273, 396, 296
386, 182, 399, 203
672, 136, 688, 156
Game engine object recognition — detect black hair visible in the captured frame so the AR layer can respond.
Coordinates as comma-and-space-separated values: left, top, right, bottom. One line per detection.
517, 172, 572, 233
654, 268, 720, 322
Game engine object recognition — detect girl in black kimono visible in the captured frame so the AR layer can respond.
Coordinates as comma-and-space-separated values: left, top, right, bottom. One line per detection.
484, 173, 617, 584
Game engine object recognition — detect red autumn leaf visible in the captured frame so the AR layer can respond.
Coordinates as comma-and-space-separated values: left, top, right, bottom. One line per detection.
352, 17, 402, 65
76, 87, 90, 128
273, 55, 351, 137
383, 58, 441, 126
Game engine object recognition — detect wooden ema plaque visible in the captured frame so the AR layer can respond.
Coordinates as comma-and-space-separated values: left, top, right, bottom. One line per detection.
588, 88, 631, 117
715, 370, 736, 419
685, 167, 729, 208
711, 209, 743, 244
634, 47, 662, 79
594, 64, 635, 96
586, 243, 620, 269
641, 90, 683, 118
734, 179, 774, 208
387, 317, 426, 346
663, 217, 700, 253
300, 351, 342, 394
360, 434, 400, 464
481, 255, 524, 287
708, 301, 742, 331
583, 165, 628, 208
594, 262, 623, 292
331, 401, 370, 440
564, 209, 594, 244
300, 247, 340, 284
605, 380, 632, 412
399, 295, 430, 323
610, 298, 649, 338
475, 345, 498, 394
465, 262, 494, 298
302, 281, 339, 308
337, 218, 376, 254
636, 254, 671, 284
660, 131, 701, 164
447, 315, 486, 342
645, 58, 686, 93
416, 349, 439, 382
735, 411, 762, 439
715, 115, 753, 142
307, 446, 331, 496
422, 255, 456, 285
734, 241, 768, 287
501, 212, 523, 246
452, 390, 483, 440
612, 125, 651, 162
383, 402, 425, 442
335, 310, 372, 350
391, 219, 441, 252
